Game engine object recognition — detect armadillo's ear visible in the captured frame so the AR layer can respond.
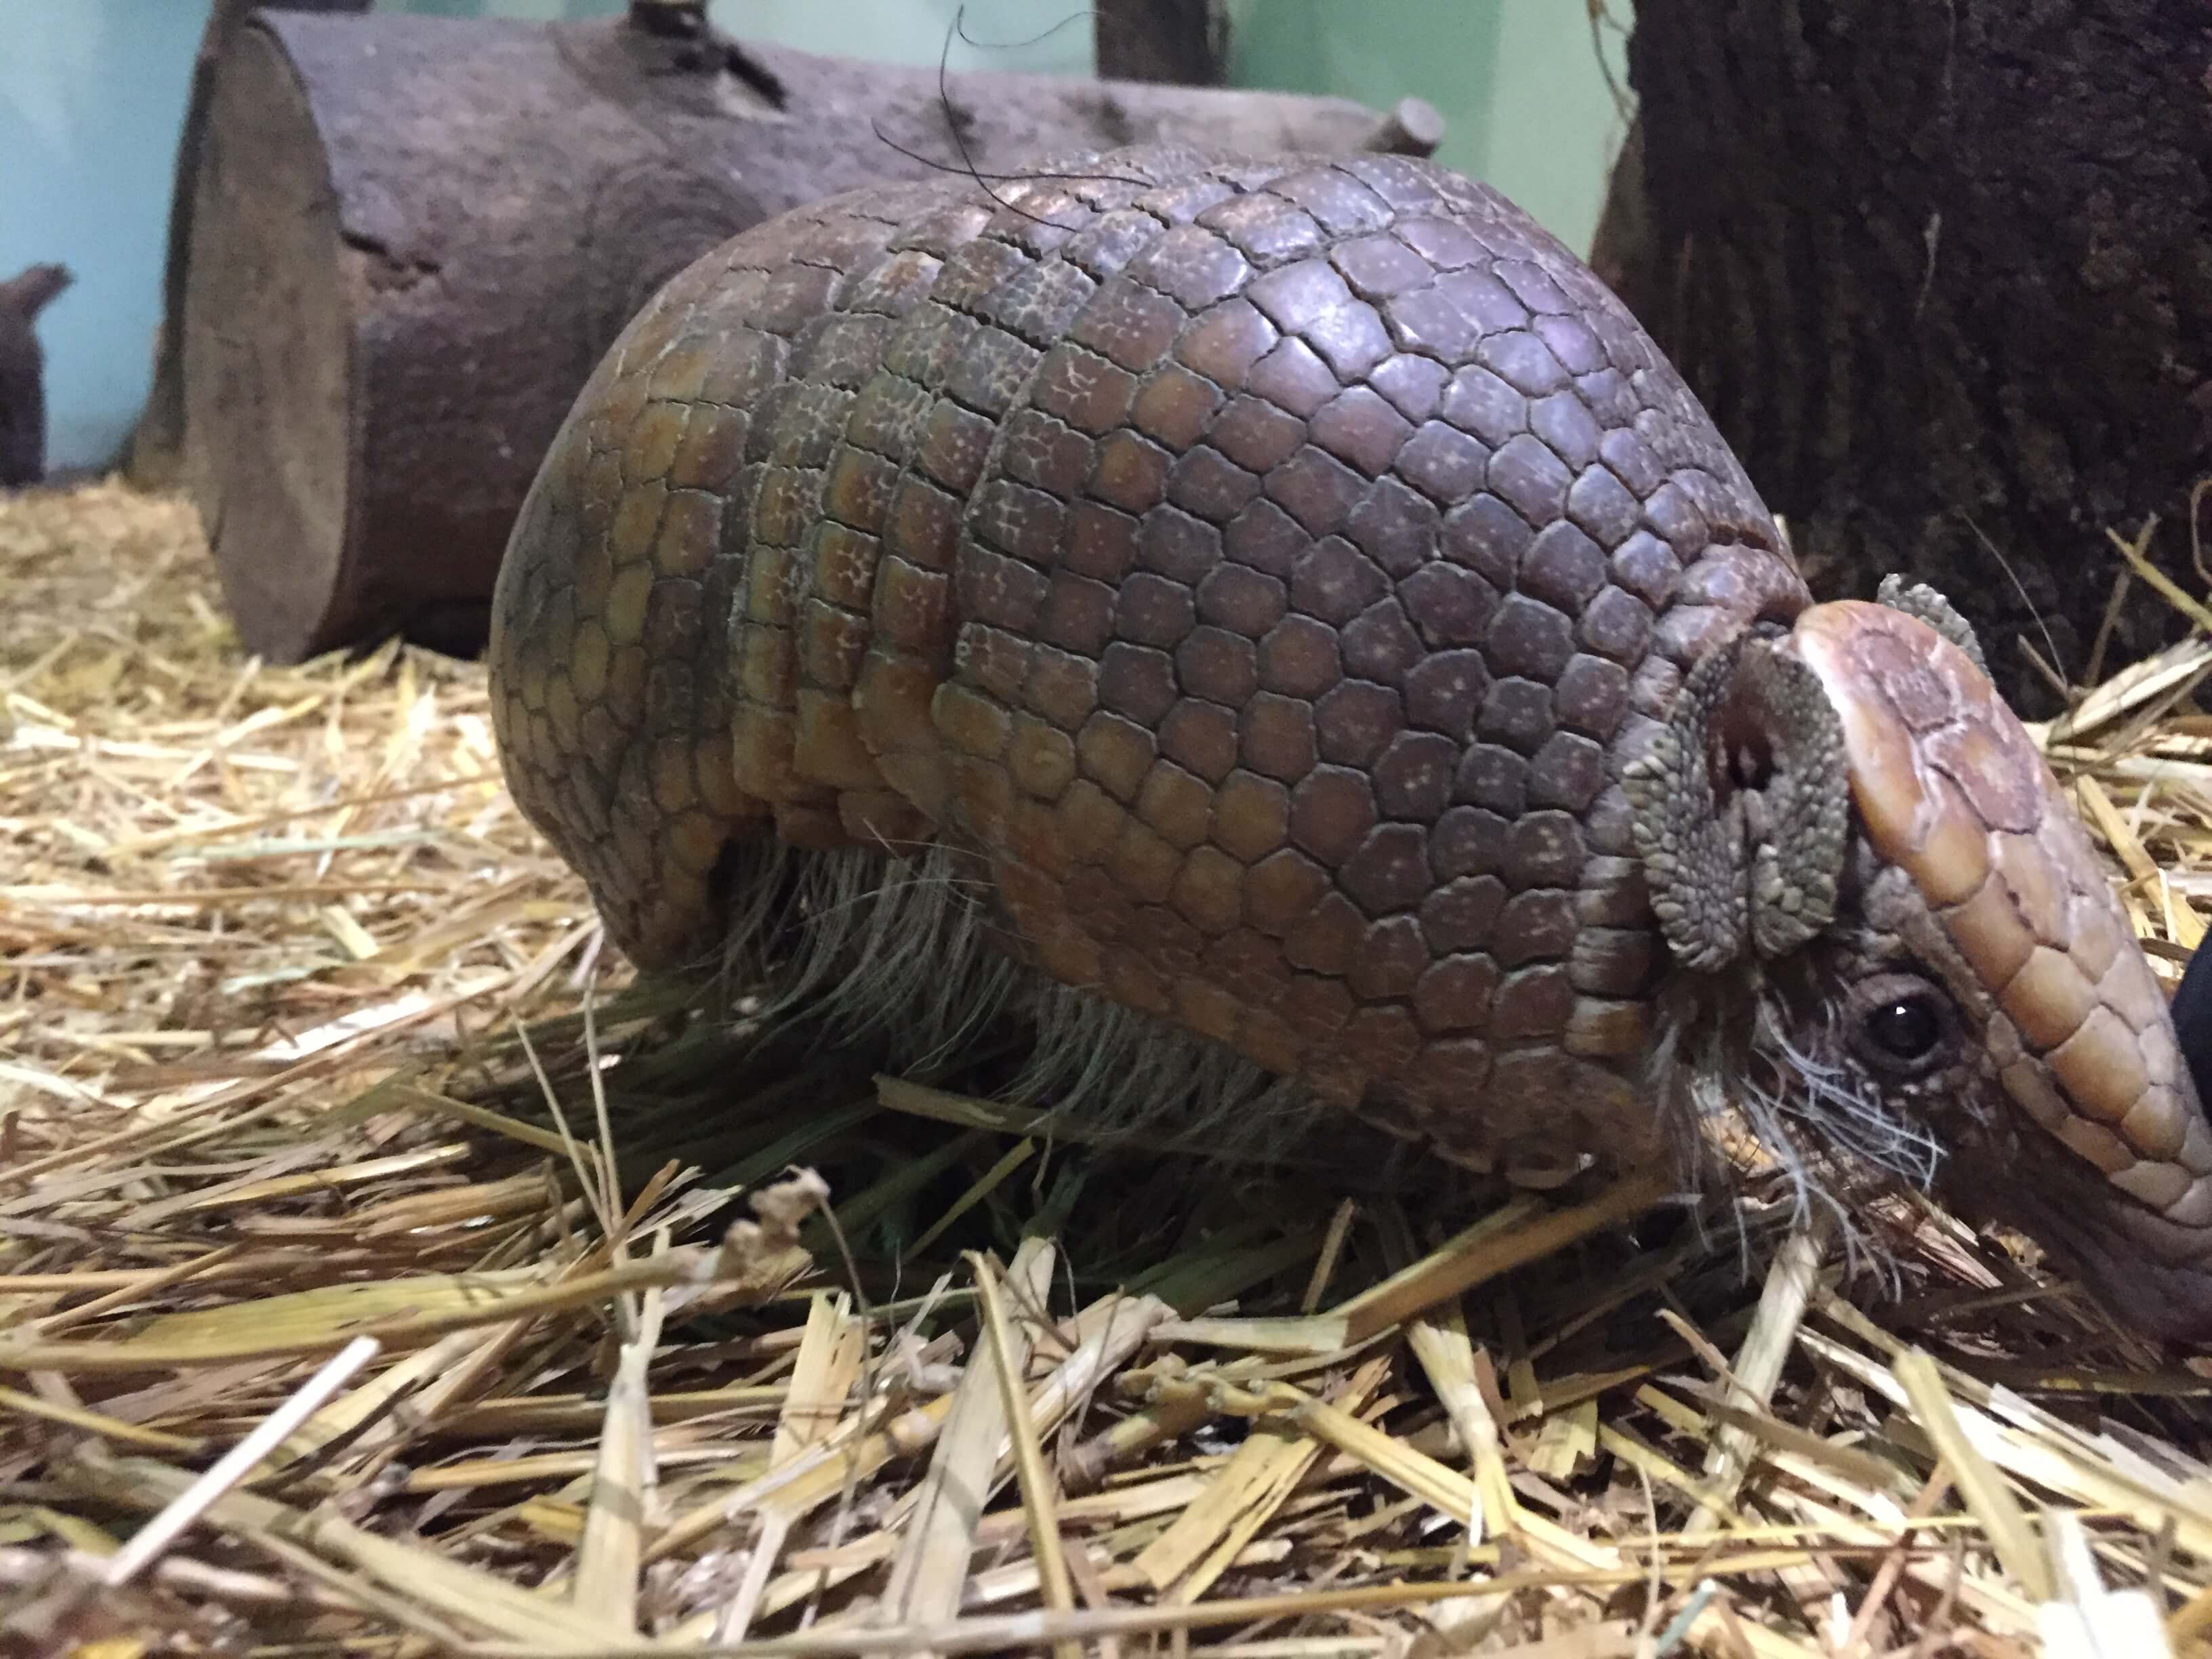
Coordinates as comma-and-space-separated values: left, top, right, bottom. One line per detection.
1626, 634, 1851, 972
1877, 575, 1987, 678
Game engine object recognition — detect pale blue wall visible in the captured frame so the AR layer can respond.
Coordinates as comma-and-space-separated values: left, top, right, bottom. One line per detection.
402, 0, 1092, 71
0, 0, 1091, 472
0, 1, 205, 470
699, 0, 1091, 74
1483, 2, 1631, 255
0, 0, 1618, 474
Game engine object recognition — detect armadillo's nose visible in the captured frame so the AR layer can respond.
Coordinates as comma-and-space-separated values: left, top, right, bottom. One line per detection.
2076, 940, 2212, 1343
2067, 1250, 2212, 1345
1790, 599, 2212, 1340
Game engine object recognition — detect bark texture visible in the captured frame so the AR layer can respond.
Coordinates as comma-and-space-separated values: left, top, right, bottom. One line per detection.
0, 265, 72, 489
180, 9, 1424, 662
1608, 0, 2212, 716
125, 0, 373, 488
1095, 0, 1225, 85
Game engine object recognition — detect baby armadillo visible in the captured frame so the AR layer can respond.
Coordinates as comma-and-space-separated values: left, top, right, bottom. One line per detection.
489, 146, 2212, 1343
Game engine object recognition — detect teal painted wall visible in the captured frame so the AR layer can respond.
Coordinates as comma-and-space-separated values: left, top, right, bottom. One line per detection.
398, 0, 1093, 71
0, 0, 1091, 472
0, 1, 207, 472
0, 1, 1622, 474
699, 1, 1092, 73
1226, 0, 1629, 258
1484, 3, 1631, 255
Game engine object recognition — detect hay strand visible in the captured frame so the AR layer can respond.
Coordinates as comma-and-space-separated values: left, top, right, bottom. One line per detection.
7, 480, 2212, 1654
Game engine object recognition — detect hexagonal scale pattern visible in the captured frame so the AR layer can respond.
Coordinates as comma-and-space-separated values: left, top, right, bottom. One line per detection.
488, 146, 1805, 1172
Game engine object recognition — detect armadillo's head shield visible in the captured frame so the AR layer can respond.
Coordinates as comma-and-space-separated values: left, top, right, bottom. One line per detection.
1630, 586, 2212, 1345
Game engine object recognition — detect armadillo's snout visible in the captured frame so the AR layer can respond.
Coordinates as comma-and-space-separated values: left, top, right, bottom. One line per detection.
1786, 598, 2212, 1343
2007, 940, 2212, 1347
2035, 1213, 2212, 1346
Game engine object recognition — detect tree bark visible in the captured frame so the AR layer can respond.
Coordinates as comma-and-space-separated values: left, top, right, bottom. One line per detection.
1609, 0, 2212, 717
180, 9, 1430, 663
1586, 112, 1644, 302
123, 0, 372, 489
1095, 0, 1225, 86
0, 266, 72, 489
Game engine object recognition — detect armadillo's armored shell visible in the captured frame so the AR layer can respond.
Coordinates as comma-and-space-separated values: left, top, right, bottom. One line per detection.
489, 146, 1807, 1174
1789, 600, 2212, 1225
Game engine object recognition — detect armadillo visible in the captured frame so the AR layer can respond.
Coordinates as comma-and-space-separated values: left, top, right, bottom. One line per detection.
487, 146, 2212, 1344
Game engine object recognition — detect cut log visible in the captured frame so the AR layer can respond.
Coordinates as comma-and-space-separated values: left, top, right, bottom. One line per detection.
180, 9, 1433, 663
1607, 0, 2212, 717
0, 265, 72, 489
123, 0, 373, 489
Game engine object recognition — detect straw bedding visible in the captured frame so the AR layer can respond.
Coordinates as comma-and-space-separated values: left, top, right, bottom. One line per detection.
5, 478, 2212, 1657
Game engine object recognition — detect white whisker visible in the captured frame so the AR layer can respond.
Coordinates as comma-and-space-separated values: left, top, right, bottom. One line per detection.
1649, 972, 1944, 1300
686, 836, 1335, 1166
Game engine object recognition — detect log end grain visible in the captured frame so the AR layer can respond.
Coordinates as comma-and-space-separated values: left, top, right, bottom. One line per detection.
182, 25, 356, 662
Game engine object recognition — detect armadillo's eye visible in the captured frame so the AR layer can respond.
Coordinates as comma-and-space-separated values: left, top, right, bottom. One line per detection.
1847, 972, 1955, 1079
1867, 997, 1940, 1058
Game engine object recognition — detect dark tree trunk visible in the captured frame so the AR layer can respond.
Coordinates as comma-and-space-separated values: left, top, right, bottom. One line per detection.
180, 9, 1428, 663
0, 265, 72, 489
1586, 113, 1644, 302
1095, 0, 1225, 85
1608, 1, 2212, 717
123, 0, 373, 489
